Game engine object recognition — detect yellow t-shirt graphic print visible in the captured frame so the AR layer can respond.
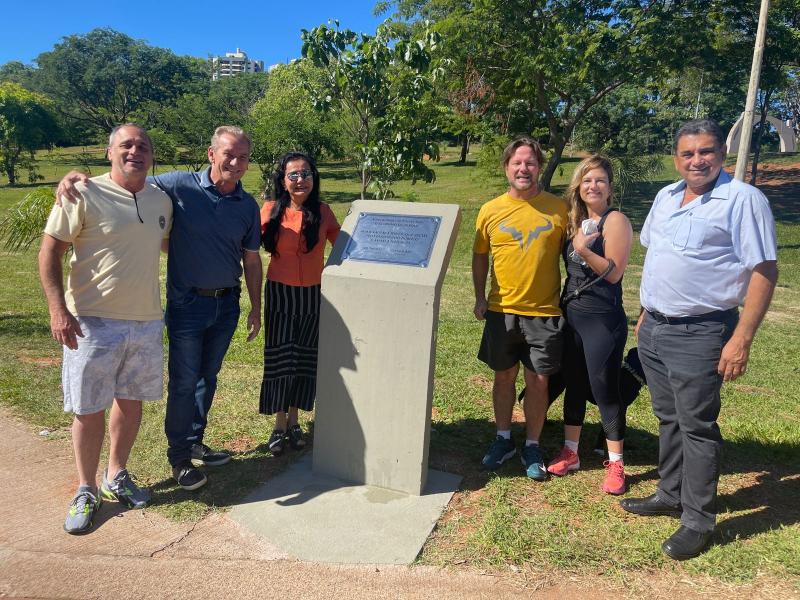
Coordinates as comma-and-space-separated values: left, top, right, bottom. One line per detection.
474, 191, 568, 316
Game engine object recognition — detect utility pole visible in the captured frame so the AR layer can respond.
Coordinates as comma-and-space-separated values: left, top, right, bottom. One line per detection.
734, 0, 771, 181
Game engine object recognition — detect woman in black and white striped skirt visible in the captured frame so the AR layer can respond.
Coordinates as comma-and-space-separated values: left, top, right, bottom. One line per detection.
259, 152, 340, 454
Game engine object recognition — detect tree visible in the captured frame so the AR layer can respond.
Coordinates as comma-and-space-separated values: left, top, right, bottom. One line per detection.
302, 21, 441, 199
444, 59, 495, 163
0, 82, 59, 184
249, 60, 342, 191
152, 73, 269, 171
34, 28, 206, 133
740, 0, 800, 183
0, 61, 36, 87
388, 0, 715, 190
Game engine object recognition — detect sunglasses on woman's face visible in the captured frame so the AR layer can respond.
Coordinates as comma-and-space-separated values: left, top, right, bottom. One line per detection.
286, 170, 313, 182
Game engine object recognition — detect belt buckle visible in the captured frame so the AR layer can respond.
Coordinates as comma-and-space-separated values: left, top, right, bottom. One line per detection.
650, 310, 671, 324
213, 288, 225, 297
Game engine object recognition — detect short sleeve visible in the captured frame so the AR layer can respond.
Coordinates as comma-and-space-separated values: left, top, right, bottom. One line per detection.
474, 205, 490, 254
151, 172, 180, 196
733, 191, 778, 269
44, 190, 86, 243
640, 192, 662, 249
323, 203, 341, 244
243, 200, 262, 252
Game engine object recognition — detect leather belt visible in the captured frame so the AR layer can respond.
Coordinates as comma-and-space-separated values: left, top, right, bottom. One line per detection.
647, 308, 737, 325
195, 287, 235, 298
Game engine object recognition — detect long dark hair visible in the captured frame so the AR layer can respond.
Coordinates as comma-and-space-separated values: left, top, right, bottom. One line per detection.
262, 152, 322, 256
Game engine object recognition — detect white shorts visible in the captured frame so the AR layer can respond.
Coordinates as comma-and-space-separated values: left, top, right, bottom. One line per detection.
62, 316, 164, 415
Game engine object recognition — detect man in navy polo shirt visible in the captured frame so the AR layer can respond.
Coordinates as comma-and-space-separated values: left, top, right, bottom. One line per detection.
58, 125, 263, 491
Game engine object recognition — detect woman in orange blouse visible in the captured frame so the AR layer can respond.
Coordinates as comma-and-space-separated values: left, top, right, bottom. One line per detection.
260, 152, 340, 454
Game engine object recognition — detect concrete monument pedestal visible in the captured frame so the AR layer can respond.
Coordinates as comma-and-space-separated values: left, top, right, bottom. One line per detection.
312, 200, 461, 495
231, 200, 463, 564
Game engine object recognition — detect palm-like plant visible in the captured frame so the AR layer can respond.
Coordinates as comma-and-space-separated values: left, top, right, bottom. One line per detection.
0, 186, 55, 252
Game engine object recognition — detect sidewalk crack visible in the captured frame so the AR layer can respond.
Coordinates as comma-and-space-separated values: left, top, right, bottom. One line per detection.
149, 520, 201, 558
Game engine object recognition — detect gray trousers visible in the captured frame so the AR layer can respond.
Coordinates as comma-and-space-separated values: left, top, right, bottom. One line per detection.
638, 310, 737, 533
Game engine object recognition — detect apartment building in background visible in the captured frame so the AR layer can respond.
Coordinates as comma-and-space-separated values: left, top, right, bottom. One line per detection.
211, 48, 264, 80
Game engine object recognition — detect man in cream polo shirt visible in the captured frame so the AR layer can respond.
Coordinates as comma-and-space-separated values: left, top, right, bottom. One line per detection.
39, 124, 172, 534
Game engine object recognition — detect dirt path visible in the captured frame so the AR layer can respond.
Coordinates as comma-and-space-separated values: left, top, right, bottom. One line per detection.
1, 409, 796, 599
0, 408, 591, 599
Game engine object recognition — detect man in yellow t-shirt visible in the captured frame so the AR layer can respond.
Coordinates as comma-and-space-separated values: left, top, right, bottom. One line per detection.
472, 137, 568, 481
39, 124, 172, 534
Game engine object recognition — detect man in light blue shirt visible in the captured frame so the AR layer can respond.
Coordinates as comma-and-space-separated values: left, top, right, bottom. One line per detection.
621, 119, 778, 561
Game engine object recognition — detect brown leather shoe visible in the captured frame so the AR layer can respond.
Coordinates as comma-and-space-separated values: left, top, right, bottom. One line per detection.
620, 493, 682, 517
662, 525, 713, 560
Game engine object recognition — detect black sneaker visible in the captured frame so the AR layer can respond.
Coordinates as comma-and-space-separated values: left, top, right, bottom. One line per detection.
190, 443, 231, 467
172, 460, 207, 491
287, 424, 306, 450
268, 429, 285, 456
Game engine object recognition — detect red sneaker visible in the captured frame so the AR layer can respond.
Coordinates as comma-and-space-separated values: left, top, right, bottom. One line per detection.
602, 460, 626, 495
547, 446, 580, 476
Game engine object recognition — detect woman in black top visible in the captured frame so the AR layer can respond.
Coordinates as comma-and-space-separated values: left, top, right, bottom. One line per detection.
546, 155, 633, 495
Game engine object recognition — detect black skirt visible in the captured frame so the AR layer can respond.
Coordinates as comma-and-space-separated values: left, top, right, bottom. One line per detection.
259, 279, 321, 415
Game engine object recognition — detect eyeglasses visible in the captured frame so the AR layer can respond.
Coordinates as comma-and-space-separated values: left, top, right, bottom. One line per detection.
286, 170, 313, 182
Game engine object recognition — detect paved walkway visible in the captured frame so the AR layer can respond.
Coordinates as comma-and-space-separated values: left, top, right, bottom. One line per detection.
0, 409, 589, 600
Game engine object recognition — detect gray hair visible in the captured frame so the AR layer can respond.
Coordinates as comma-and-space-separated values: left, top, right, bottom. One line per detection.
210, 125, 252, 151
672, 119, 726, 153
108, 123, 152, 149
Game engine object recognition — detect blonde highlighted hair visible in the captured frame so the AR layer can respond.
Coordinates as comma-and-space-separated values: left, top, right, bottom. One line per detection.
565, 154, 614, 238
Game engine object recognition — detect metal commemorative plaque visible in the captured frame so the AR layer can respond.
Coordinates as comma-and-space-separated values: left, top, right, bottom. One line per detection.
341, 212, 441, 267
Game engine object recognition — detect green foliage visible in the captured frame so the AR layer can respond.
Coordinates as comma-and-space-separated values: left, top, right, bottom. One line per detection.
0, 61, 36, 87
607, 154, 665, 208
150, 73, 269, 171
0, 82, 59, 184
155, 94, 217, 171
249, 60, 342, 191
34, 28, 207, 133
2, 146, 799, 588
0, 186, 54, 251
302, 20, 441, 199
147, 128, 179, 169
474, 134, 510, 182
388, 0, 717, 189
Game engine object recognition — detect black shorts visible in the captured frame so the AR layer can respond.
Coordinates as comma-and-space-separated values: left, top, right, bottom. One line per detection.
478, 310, 565, 374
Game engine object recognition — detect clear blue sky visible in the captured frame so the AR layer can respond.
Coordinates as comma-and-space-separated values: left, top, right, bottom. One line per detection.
0, 0, 388, 67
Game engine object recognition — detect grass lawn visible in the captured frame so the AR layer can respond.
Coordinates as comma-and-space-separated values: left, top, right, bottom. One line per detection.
0, 146, 798, 589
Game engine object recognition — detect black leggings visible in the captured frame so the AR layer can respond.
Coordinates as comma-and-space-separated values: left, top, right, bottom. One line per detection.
562, 305, 628, 441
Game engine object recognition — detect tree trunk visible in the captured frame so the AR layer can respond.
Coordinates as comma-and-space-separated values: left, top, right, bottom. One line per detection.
360, 165, 368, 200
749, 89, 772, 186
459, 133, 470, 163
3, 155, 16, 185
540, 132, 570, 191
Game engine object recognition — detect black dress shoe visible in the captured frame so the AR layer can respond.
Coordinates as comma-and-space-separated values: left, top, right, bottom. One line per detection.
662, 525, 713, 560
620, 493, 682, 517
